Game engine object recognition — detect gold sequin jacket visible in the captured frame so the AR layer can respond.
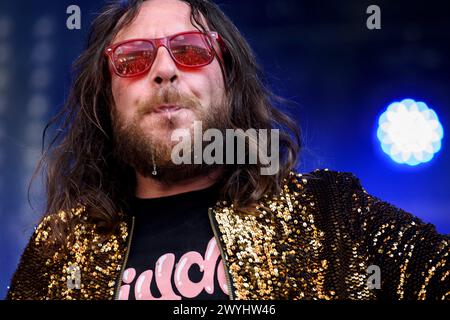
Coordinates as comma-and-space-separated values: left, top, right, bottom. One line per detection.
7, 170, 450, 300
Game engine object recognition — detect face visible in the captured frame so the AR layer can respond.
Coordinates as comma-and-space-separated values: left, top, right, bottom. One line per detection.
109, 0, 228, 181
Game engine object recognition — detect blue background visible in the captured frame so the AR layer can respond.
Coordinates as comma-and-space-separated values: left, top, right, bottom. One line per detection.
1, 0, 449, 299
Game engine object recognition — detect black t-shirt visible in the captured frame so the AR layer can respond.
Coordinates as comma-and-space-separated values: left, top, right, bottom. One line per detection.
117, 184, 230, 300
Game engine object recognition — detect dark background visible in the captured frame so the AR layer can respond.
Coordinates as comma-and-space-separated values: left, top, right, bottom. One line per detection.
0, 0, 449, 299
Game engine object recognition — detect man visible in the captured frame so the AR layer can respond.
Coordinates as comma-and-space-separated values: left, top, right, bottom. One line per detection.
7, 0, 449, 300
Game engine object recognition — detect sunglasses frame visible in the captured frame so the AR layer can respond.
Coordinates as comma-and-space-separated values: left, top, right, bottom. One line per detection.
104, 30, 223, 78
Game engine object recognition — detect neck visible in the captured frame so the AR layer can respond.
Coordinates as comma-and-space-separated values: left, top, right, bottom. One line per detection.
135, 168, 223, 199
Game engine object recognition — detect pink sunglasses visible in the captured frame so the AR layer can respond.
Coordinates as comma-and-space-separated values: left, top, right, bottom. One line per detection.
105, 30, 225, 77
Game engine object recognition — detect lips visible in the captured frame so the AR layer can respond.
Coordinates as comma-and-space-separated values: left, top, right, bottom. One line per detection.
153, 105, 183, 113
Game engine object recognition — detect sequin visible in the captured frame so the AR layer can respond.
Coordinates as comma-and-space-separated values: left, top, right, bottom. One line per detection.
6, 170, 449, 300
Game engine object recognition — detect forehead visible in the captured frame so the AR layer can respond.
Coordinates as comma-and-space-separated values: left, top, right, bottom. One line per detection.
113, 0, 209, 43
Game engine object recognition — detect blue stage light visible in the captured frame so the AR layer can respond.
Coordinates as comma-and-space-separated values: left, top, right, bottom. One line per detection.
377, 99, 444, 166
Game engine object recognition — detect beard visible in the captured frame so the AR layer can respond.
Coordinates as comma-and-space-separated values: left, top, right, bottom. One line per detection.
111, 86, 230, 184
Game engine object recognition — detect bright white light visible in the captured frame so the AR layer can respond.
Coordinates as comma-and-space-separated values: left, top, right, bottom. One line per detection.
377, 99, 444, 166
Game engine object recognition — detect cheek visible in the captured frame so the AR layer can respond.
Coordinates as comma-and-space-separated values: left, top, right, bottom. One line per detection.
190, 61, 225, 107
208, 59, 226, 93
111, 77, 127, 106
209, 61, 226, 104
111, 77, 136, 120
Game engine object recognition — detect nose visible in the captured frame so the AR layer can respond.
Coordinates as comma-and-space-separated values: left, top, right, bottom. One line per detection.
149, 46, 178, 85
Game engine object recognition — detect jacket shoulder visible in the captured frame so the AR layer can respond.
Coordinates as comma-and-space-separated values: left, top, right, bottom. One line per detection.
7, 206, 89, 300
285, 169, 364, 195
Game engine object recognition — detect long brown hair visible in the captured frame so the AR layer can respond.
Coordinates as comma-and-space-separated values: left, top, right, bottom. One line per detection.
31, 0, 301, 246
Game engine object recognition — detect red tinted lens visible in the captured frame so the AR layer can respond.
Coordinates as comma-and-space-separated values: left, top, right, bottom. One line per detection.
112, 40, 155, 76
170, 33, 214, 67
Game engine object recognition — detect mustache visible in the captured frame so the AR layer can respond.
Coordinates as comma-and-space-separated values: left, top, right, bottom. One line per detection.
136, 87, 202, 117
